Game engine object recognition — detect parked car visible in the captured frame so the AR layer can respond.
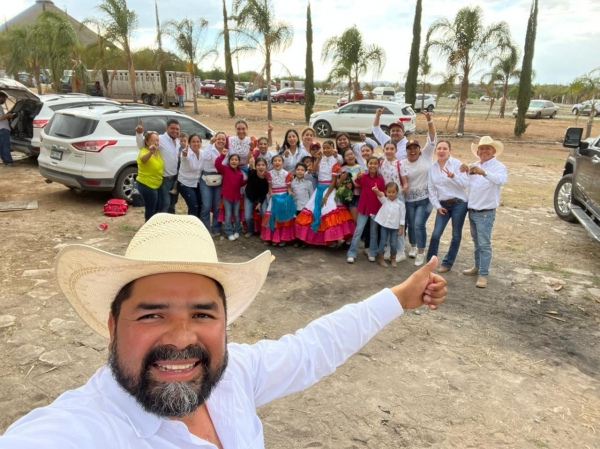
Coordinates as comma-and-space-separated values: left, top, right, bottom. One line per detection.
337, 95, 349, 107
414, 94, 436, 112
372, 86, 395, 101
390, 92, 405, 102
246, 88, 270, 102
553, 127, 600, 243
448, 94, 457, 99
512, 100, 559, 119
271, 88, 305, 104
572, 100, 600, 116
480, 95, 491, 101
200, 82, 244, 100
0, 78, 120, 158
38, 106, 214, 201
309, 99, 416, 138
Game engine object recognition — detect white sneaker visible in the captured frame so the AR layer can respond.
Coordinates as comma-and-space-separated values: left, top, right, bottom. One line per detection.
233, 233, 240, 240
414, 253, 425, 266
368, 256, 376, 262
228, 235, 235, 241
396, 252, 407, 262
364, 249, 370, 257
408, 246, 418, 258
347, 257, 355, 264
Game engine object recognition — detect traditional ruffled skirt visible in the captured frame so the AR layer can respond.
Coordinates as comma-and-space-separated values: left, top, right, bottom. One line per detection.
295, 183, 355, 245
260, 193, 296, 243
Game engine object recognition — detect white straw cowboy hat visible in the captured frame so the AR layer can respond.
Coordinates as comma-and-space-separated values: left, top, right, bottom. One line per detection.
55, 214, 272, 339
471, 136, 504, 158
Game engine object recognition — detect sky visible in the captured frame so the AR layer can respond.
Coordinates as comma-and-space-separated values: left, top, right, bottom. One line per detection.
3, 0, 600, 85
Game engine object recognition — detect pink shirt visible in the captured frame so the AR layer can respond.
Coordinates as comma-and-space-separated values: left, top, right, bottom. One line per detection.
215, 154, 247, 202
354, 173, 385, 216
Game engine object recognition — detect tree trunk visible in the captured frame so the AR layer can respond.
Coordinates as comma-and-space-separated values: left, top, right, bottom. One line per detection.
190, 64, 198, 114
222, 0, 235, 118
304, 2, 315, 123
266, 49, 272, 121
499, 81, 508, 118
585, 115, 594, 139
485, 98, 495, 120
515, 0, 538, 137
457, 74, 469, 134
160, 66, 169, 109
126, 48, 138, 103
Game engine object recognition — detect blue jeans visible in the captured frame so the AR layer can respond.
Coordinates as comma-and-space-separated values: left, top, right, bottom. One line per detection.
0, 128, 12, 164
347, 213, 379, 258
379, 226, 399, 255
199, 177, 222, 233
427, 199, 468, 268
136, 181, 159, 222
469, 209, 496, 276
223, 199, 241, 236
178, 182, 201, 217
178, 94, 184, 108
244, 196, 267, 234
158, 177, 176, 213
405, 198, 433, 249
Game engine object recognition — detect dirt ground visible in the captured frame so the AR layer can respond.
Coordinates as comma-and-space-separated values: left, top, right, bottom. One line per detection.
1, 99, 599, 448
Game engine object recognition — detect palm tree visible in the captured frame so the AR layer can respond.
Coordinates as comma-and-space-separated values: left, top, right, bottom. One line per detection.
0, 25, 45, 94
571, 68, 600, 138
93, 0, 138, 102
38, 11, 79, 93
488, 43, 521, 118
426, 6, 512, 134
233, 0, 294, 121
321, 26, 385, 104
164, 18, 216, 114
82, 18, 123, 97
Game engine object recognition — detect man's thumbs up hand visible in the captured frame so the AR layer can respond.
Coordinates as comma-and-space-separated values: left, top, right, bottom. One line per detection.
391, 256, 447, 311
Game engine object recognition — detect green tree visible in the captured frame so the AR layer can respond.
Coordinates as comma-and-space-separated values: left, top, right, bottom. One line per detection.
426, 6, 512, 134
0, 25, 45, 94
514, 0, 538, 137
164, 18, 215, 114
304, 2, 315, 123
571, 68, 600, 138
223, 0, 236, 117
405, 0, 422, 107
154, 0, 169, 109
234, 0, 294, 121
321, 26, 385, 104
93, 0, 139, 102
488, 43, 520, 118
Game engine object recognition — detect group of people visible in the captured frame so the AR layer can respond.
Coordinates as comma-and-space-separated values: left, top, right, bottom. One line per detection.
134, 110, 507, 288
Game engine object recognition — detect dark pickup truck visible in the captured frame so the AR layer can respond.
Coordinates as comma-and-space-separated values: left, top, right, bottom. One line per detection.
554, 127, 600, 243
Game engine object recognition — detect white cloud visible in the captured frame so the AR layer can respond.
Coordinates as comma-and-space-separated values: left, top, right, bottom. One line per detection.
3, 0, 599, 84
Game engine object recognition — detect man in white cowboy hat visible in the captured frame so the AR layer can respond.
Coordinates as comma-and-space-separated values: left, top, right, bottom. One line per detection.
0, 214, 447, 449
459, 136, 508, 288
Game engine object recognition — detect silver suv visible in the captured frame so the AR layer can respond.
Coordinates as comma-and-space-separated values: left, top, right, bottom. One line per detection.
39, 106, 214, 200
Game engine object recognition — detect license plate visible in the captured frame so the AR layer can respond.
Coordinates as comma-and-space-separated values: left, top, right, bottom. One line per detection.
50, 150, 63, 161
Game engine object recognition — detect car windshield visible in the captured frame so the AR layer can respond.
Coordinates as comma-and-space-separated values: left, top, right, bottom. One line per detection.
530, 101, 545, 108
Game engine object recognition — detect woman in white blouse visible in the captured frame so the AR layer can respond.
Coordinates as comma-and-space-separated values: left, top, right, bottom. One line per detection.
426, 140, 469, 272
177, 133, 203, 217
199, 132, 226, 235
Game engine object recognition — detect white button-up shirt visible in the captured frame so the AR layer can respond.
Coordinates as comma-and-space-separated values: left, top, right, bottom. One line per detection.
200, 144, 221, 174
0, 103, 10, 131
372, 125, 407, 160
136, 132, 180, 177
282, 146, 310, 172
374, 196, 406, 229
427, 156, 469, 210
0, 290, 403, 449
178, 149, 202, 188
466, 157, 508, 210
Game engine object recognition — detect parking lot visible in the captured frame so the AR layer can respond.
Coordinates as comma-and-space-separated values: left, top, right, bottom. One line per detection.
1, 100, 599, 448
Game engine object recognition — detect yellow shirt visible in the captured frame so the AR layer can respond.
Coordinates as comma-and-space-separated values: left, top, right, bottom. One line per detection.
136, 148, 164, 189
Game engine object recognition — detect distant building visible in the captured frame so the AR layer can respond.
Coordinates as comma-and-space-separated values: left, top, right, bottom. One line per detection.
1, 0, 99, 46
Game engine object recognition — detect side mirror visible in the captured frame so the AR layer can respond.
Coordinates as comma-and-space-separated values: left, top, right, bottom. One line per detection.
563, 127, 583, 148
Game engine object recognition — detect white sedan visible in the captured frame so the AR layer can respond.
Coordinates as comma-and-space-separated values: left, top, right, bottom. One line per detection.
309, 100, 416, 138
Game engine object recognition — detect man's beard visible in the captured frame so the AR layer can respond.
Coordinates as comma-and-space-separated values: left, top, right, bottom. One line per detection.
108, 337, 228, 418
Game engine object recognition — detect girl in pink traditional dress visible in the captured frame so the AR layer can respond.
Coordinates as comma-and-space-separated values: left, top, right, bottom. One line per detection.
260, 154, 296, 246
295, 140, 356, 246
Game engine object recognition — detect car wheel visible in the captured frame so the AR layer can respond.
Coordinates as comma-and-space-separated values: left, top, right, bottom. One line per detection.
299, 97, 305, 105
572, 108, 579, 115
112, 166, 137, 202
314, 121, 332, 138
252, 97, 259, 102
535, 111, 541, 119
278, 97, 285, 103
215, 96, 220, 99
141, 94, 150, 105
380, 126, 390, 136
553, 174, 577, 223
204, 91, 211, 99
426, 105, 434, 112
150, 94, 160, 106
550, 111, 557, 119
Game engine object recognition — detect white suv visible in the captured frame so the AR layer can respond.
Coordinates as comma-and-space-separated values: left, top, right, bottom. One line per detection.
38, 106, 214, 200
309, 100, 416, 138
414, 94, 436, 112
